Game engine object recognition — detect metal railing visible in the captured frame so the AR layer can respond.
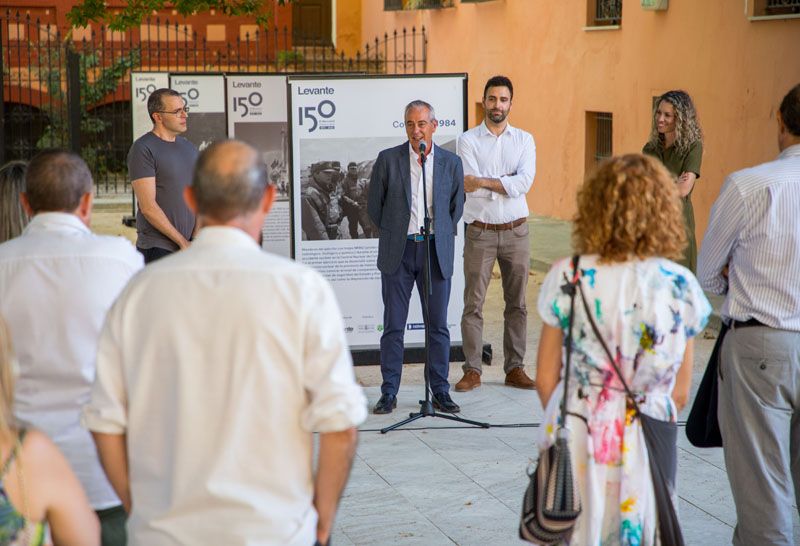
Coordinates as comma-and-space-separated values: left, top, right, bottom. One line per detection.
594, 113, 613, 163
765, 0, 800, 13
385, 0, 454, 10
594, 0, 623, 25
0, 10, 427, 193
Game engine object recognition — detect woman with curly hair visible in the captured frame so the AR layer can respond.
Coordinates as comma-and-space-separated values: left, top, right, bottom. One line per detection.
642, 90, 703, 272
0, 161, 29, 243
535, 154, 711, 545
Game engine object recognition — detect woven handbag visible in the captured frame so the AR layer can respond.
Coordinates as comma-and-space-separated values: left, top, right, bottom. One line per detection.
520, 256, 582, 545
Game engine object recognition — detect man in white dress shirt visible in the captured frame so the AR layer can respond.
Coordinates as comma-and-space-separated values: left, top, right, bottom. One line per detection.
84, 140, 366, 546
697, 83, 800, 546
0, 150, 143, 545
455, 76, 537, 392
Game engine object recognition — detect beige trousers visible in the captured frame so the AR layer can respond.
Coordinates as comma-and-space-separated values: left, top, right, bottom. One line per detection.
460, 221, 530, 374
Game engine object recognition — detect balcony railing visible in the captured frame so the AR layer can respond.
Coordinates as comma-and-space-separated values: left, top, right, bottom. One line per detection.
765, 0, 800, 13
594, 0, 622, 25
385, 0, 454, 10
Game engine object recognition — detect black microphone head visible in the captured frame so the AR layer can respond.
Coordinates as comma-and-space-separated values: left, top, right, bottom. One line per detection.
418, 141, 426, 154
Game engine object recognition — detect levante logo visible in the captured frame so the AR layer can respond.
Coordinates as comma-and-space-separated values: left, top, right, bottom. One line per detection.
297, 86, 336, 133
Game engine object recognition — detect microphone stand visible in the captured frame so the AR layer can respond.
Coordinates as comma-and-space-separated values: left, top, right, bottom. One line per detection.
381, 141, 489, 434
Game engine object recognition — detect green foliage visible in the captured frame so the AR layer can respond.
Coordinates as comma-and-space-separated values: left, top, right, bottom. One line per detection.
67, 0, 294, 32
276, 49, 303, 65
37, 47, 141, 177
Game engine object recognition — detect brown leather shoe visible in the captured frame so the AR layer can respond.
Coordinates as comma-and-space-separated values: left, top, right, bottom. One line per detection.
454, 369, 481, 392
505, 367, 536, 390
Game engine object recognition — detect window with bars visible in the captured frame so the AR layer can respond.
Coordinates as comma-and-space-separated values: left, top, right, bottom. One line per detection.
586, 112, 613, 173
763, 0, 800, 15
588, 0, 622, 26
384, 0, 454, 10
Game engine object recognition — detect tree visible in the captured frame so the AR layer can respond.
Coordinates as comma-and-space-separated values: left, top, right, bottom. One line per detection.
67, 0, 295, 32
37, 48, 141, 179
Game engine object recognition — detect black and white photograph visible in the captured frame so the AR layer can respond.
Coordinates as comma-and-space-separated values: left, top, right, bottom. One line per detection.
298, 136, 457, 241
183, 113, 227, 151
233, 122, 290, 201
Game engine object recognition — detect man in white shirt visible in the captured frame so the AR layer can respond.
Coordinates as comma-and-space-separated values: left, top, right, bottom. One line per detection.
84, 140, 367, 546
0, 150, 143, 545
455, 76, 537, 392
697, 83, 800, 546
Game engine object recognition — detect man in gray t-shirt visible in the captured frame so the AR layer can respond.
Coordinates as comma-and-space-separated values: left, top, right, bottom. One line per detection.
128, 88, 198, 263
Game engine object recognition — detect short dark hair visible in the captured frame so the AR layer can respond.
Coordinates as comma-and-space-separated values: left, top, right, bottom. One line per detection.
25, 150, 92, 213
192, 140, 268, 222
483, 75, 513, 100
147, 88, 183, 124
779, 83, 800, 137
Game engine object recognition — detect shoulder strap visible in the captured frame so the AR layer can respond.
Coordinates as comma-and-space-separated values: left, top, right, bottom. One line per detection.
575, 282, 641, 416
558, 255, 581, 432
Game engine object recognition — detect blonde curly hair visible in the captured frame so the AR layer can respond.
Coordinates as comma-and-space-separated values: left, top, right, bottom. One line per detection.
648, 90, 703, 154
573, 154, 686, 263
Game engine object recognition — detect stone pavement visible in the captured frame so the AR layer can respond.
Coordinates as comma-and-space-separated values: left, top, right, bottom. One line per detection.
336, 215, 800, 546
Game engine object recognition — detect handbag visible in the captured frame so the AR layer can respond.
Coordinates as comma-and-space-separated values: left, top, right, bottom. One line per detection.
685, 324, 728, 448
519, 256, 582, 545
576, 278, 686, 546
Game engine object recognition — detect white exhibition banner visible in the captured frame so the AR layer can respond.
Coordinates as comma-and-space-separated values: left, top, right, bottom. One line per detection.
169, 74, 227, 151
289, 75, 466, 349
130, 72, 169, 141
226, 75, 291, 257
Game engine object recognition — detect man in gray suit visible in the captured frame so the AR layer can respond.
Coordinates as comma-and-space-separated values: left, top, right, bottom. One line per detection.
367, 100, 464, 415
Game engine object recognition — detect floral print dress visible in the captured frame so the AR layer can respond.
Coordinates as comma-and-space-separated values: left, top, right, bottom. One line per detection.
536, 255, 711, 546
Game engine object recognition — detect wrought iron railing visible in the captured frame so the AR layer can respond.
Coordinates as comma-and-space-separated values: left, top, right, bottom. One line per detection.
765, 0, 800, 13
594, 0, 623, 25
385, 0, 454, 10
0, 10, 428, 193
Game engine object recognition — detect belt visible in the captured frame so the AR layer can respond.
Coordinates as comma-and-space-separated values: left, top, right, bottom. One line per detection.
407, 233, 433, 242
730, 318, 767, 329
470, 217, 526, 231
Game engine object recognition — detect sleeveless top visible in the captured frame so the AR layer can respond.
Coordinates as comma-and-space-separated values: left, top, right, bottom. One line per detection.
0, 430, 47, 546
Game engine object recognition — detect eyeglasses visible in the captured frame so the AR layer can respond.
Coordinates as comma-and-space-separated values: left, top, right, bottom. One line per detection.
157, 107, 190, 116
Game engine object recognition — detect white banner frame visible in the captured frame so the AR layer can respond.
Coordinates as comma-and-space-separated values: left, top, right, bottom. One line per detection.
288, 74, 468, 350
226, 74, 292, 257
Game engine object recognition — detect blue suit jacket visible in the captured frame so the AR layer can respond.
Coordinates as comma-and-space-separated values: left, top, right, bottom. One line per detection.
367, 141, 464, 278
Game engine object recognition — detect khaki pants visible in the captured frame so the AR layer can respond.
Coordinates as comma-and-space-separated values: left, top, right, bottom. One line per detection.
719, 325, 800, 546
460, 221, 530, 374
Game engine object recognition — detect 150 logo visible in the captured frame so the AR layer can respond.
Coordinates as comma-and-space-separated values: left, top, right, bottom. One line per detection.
232, 92, 263, 117
298, 100, 336, 133
134, 83, 157, 103
177, 87, 200, 103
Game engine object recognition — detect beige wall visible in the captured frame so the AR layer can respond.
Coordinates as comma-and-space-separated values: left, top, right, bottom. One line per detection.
337, 0, 363, 56
359, 0, 800, 243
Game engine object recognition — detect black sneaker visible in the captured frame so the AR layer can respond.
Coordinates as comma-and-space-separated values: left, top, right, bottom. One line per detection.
373, 393, 397, 414
432, 392, 460, 413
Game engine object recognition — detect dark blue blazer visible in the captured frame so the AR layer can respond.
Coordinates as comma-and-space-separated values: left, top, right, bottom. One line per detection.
367, 141, 464, 278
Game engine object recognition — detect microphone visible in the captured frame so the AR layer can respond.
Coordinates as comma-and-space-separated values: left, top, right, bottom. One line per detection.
418, 140, 426, 154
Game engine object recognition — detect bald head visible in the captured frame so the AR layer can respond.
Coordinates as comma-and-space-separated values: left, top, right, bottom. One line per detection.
191, 140, 268, 222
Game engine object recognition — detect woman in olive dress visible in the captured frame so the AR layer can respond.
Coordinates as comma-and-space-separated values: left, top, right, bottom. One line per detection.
643, 90, 703, 272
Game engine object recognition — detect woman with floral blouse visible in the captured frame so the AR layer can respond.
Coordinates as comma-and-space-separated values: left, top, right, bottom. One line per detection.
535, 154, 711, 545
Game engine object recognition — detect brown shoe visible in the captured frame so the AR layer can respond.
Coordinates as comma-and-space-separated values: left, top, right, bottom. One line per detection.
454, 369, 481, 392
505, 367, 536, 390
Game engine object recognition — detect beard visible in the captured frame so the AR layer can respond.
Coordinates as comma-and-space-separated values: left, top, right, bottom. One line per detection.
488, 109, 507, 123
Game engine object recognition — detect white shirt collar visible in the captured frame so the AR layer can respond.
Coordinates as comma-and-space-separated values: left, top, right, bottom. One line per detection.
193, 225, 261, 250
477, 120, 515, 138
408, 142, 435, 162
779, 143, 800, 159
25, 212, 90, 235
